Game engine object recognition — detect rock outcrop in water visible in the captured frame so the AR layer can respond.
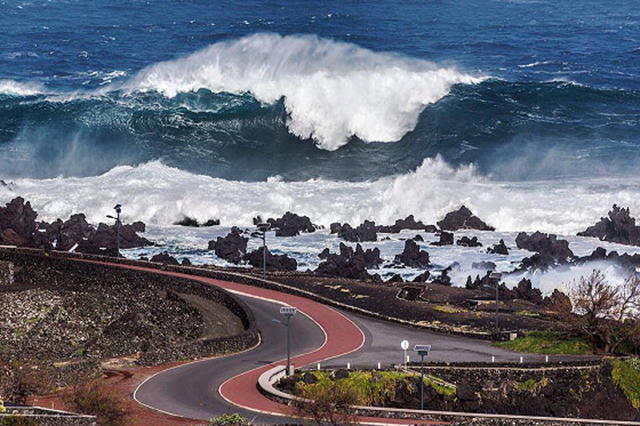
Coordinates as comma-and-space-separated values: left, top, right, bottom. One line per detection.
0, 197, 152, 256
331, 220, 378, 242
437, 206, 495, 232
316, 243, 381, 280
208, 227, 248, 264
456, 236, 482, 247
515, 232, 573, 261
150, 251, 180, 265
431, 231, 454, 246
487, 239, 509, 255
174, 216, 220, 227
394, 240, 430, 268
267, 211, 317, 237
376, 215, 437, 233
578, 205, 640, 246
245, 246, 298, 271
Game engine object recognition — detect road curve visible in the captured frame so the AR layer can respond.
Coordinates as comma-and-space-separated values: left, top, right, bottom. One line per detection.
77, 260, 446, 424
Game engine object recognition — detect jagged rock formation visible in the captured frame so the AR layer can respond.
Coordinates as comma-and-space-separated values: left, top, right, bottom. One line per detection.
437, 206, 495, 231
208, 227, 248, 264
487, 239, 509, 255
267, 212, 317, 237
174, 216, 220, 227
515, 232, 573, 269
394, 240, 430, 268
244, 246, 298, 271
150, 251, 180, 265
376, 215, 437, 233
578, 205, 640, 246
331, 220, 378, 242
315, 243, 381, 280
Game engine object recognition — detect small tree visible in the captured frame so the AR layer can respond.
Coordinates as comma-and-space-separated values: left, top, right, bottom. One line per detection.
294, 380, 361, 426
63, 380, 127, 426
570, 270, 640, 353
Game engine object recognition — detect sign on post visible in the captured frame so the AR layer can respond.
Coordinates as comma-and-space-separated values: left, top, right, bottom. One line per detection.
414, 344, 431, 356
280, 306, 297, 316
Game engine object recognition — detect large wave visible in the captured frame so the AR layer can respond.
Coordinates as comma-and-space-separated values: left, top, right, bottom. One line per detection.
119, 33, 481, 150
3, 157, 640, 235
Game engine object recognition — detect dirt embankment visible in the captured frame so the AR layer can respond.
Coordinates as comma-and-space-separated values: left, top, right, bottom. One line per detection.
0, 251, 257, 388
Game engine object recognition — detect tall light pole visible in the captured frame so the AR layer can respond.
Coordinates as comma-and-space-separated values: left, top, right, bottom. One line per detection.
280, 306, 297, 376
489, 272, 502, 335
106, 204, 122, 257
256, 222, 271, 278
414, 344, 431, 411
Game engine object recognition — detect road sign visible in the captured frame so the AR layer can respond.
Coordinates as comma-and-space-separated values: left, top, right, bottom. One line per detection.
280, 306, 297, 316
401, 340, 409, 350
414, 344, 431, 352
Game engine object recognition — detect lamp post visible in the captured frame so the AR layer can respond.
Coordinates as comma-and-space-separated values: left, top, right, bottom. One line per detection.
279, 306, 297, 376
256, 222, 271, 278
414, 344, 431, 410
489, 272, 503, 335
106, 204, 122, 257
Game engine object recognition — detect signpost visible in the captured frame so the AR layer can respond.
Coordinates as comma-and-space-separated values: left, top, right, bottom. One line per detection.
414, 344, 432, 410
257, 223, 271, 278
280, 306, 297, 376
401, 340, 409, 369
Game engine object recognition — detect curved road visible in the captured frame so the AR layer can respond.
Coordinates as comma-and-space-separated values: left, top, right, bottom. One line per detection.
80, 260, 545, 424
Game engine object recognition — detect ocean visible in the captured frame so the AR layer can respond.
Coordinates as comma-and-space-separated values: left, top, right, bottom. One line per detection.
1, 0, 640, 290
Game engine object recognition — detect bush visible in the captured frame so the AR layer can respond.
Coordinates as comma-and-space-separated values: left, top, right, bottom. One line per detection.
209, 413, 250, 426
295, 380, 361, 425
63, 380, 127, 426
494, 331, 593, 355
612, 358, 640, 409
0, 360, 52, 403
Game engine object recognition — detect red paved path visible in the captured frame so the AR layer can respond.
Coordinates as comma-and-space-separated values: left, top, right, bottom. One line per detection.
82, 260, 446, 425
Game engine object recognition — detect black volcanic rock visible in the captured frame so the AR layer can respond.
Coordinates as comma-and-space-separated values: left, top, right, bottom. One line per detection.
515, 231, 573, 262
376, 215, 436, 233
394, 240, 430, 268
437, 206, 495, 231
245, 246, 297, 271
472, 261, 496, 270
0, 197, 38, 246
315, 243, 381, 280
412, 271, 431, 283
267, 211, 316, 237
334, 220, 378, 242
174, 216, 220, 227
514, 278, 543, 304
456, 236, 482, 247
487, 239, 509, 255
208, 227, 248, 264
150, 251, 180, 265
544, 289, 573, 313
431, 231, 454, 246
578, 205, 640, 246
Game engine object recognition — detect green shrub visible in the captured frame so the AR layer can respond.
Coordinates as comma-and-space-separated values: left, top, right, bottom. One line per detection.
209, 413, 250, 426
494, 331, 593, 355
0, 417, 39, 426
612, 358, 640, 409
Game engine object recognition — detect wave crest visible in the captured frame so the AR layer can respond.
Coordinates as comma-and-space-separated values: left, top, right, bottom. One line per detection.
0, 79, 44, 96
122, 33, 481, 150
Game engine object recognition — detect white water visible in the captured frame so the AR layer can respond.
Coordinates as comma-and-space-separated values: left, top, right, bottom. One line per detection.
0, 79, 44, 96
2, 157, 640, 236
120, 33, 481, 150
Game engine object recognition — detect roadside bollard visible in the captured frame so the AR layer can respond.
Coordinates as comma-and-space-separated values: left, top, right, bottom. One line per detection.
520, 356, 523, 364
317, 363, 321, 370
347, 362, 351, 369
545, 356, 549, 363
491, 356, 495, 363
377, 362, 381, 369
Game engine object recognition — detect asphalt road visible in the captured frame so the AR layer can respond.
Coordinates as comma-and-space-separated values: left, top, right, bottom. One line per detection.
135, 289, 548, 424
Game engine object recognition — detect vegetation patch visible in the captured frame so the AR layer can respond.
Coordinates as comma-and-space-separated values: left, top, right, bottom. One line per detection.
612, 358, 640, 409
433, 304, 468, 314
494, 331, 593, 355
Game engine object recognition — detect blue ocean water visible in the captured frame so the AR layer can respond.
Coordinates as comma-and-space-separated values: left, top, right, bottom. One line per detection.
1, 0, 640, 235
1, 0, 639, 181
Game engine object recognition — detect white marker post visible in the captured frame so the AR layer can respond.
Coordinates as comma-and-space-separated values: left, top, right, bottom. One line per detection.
401, 340, 409, 369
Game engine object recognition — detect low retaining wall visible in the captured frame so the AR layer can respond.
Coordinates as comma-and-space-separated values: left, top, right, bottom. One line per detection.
1, 406, 96, 426
7, 247, 506, 340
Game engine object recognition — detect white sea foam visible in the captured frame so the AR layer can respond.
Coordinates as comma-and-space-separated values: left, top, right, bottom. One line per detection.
119, 33, 482, 150
0, 79, 44, 96
2, 157, 640, 237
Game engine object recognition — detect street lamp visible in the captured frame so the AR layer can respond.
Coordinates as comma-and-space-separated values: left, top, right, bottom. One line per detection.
256, 222, 271, 278
489, 272, 503, 335
106, 204, 122, 257
279, 306, 297, 376
414, 344, 431, 410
